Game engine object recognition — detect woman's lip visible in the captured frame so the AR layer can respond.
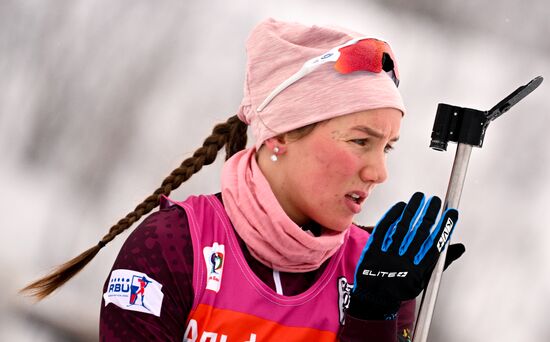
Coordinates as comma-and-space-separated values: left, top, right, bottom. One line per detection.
347, 191, 368, 204
345, 195, 362, 214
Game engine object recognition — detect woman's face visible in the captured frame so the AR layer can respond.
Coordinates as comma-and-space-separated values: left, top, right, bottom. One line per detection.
274, 108, 402, 231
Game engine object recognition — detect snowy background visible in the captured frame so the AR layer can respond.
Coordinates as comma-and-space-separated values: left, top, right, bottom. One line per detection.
1, 0, 549, 341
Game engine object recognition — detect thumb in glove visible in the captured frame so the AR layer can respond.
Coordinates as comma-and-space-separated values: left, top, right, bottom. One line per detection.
444, 243, 465, 270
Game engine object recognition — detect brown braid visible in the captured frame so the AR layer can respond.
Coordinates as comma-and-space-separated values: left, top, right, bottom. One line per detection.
21, 115, 248, 300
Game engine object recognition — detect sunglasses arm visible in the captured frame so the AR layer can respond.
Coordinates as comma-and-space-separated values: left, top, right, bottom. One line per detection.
256, 52, 342, 112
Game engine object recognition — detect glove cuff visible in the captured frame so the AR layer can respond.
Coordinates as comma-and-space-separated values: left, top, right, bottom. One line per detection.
348, 293, 400, 320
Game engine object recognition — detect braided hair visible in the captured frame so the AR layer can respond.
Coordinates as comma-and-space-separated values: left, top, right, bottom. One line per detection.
21, 115, 248, 300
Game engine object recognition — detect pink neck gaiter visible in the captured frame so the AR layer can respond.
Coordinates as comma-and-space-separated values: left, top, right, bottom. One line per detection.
221, 148, 348, 273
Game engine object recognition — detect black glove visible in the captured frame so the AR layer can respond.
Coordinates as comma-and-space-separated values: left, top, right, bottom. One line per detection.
443, 243, 465, 270
349, 192, 459, 320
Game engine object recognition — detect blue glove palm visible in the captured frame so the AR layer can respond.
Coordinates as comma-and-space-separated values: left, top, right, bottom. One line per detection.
349, 192, 459, 320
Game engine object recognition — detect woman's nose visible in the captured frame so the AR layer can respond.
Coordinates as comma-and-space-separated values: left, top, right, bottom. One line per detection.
359, 152, 388, 184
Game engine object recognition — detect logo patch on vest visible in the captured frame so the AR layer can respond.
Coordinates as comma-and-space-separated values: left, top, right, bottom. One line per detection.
203, 242, 225, 293
337, 277, 353, 325
103, 269, 164, 317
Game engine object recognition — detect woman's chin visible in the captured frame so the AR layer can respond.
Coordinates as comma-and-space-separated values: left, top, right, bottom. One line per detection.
319, 217, 354, 233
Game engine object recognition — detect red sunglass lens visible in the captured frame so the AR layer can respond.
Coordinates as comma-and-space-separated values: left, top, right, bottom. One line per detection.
334, 42, 383, 74
334, 39, 399, 86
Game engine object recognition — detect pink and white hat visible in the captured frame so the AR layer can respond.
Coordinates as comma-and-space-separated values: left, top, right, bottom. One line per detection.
237, 18, 406, 149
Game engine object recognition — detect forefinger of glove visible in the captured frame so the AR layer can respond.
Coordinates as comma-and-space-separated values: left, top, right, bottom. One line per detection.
364, 201, 406, 253
385, 192, 429, 254
398, 196, 442, 257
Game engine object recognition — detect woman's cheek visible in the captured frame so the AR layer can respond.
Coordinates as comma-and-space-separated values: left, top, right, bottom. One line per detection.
326, 150, 361, 179
316, 139, 360, 175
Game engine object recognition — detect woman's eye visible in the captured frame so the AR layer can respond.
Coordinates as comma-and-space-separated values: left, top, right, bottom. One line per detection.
351, 139, 368, 146
350, 139, 395, 153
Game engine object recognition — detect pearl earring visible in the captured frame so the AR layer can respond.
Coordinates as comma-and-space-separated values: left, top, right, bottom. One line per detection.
270, 147, 280, 162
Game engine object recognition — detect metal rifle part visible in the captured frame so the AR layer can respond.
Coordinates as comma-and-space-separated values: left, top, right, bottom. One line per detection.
486, 76, 543, 122
428, 76, 544, 152
412, 76, 543, 342
412, 144, 471, 342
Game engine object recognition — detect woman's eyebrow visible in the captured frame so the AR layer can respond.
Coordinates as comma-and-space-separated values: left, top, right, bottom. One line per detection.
352, 125, 400, 142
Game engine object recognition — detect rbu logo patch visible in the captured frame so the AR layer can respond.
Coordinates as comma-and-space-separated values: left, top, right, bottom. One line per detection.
103, 269, 164, 317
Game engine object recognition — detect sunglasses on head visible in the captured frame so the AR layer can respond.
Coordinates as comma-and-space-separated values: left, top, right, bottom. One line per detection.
257, 37, 400, 112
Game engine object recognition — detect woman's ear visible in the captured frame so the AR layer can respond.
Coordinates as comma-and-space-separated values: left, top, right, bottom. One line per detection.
264, 136, 288, 155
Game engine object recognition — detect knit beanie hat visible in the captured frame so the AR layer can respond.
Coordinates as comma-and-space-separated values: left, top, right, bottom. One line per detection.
237, 18, 406, 149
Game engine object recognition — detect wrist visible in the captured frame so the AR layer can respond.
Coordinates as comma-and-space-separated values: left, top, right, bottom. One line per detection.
348, 293, 400, 320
